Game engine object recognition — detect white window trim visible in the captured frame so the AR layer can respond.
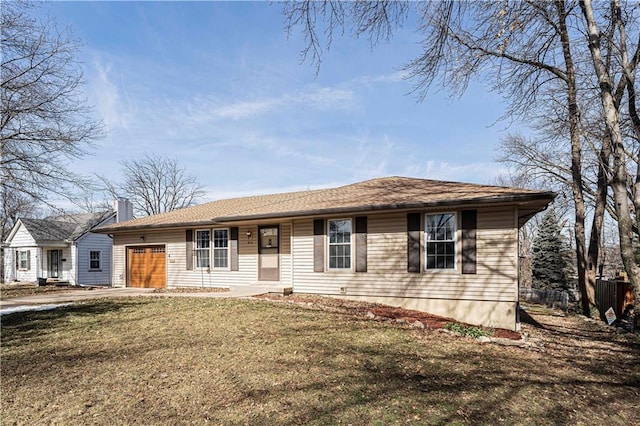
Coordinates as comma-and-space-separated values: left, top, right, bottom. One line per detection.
424, 212, 457, 271
212, 228, 230, 270
327, 218, 353, 271
18, 250, 29, 270
89, 250, 101, 271
195, 229, 211, 269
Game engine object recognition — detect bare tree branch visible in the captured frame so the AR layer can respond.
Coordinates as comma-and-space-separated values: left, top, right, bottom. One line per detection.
98, 154, 205, 217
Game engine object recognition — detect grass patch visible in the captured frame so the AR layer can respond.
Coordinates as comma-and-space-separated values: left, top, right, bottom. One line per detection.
2, 297, 638, 425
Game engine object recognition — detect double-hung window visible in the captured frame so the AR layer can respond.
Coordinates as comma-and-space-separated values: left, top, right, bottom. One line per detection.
89, 250, 101, 270
213, 229, 229, 269
195, 230, 210, 268
328, 219, 351, 269
425, 213, 456, 270
19, 250, 29, 270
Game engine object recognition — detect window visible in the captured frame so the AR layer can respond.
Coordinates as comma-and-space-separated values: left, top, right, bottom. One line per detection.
89, 250, 101, 270
19, 250, 29, 270
213, 229, 229, 268
328, 219, 351, 269
425, 213, 456, 270
195, 230, 210, 268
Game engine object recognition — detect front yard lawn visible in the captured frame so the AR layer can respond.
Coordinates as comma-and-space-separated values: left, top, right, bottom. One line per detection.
1, 297, 638, 425
0, 282, 88, 300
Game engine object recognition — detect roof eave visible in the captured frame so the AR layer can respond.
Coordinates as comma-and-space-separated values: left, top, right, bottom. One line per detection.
93, 220, 219, 234
96, 192, 555, 233
215, 193, 557, 223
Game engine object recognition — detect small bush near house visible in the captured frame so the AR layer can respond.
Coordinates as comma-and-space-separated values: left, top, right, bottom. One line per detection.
444, 322, 493, 338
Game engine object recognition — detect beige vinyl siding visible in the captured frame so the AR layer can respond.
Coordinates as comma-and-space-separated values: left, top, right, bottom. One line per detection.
112, 223, 293, 288
292, 207, 518, 302
279, 223, 292, 286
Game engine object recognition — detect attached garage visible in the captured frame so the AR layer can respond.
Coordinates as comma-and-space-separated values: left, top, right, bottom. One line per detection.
127, 245, 166, 288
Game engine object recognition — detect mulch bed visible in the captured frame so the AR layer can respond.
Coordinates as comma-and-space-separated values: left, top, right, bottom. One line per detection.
256, 293, 521, 340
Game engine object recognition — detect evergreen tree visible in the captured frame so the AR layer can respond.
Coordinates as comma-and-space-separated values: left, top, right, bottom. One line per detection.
532, 209, 572, 290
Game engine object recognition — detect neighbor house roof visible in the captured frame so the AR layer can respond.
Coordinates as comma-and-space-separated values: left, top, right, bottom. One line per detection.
11, 211, 115, 244
95, 176, 555, 233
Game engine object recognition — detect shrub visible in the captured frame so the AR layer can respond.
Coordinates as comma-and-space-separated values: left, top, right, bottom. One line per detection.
444, 322, 492, 338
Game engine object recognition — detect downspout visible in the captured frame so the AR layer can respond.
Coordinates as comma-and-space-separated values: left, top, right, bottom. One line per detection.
515, 207, 521, 332
73, 242, 78, 286
290, 221, 294, 291
37, 247, 42, 281
108, 234, 113, 287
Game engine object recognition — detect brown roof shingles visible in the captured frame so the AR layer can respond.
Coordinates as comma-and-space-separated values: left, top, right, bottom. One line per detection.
95, 176, 555, 233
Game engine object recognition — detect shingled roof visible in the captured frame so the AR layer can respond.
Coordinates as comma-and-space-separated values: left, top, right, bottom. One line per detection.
16, 211, 115, 243
95, 177, 555, 233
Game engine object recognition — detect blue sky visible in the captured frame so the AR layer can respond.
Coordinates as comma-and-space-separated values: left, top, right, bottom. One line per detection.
38, 1, 516, 201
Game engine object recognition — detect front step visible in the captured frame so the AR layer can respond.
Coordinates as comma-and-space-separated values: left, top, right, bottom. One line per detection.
38, 278, 71, 286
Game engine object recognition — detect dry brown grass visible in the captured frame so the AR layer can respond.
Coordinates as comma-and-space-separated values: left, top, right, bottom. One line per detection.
0, 282, 88, 300
1, 297, 638, 425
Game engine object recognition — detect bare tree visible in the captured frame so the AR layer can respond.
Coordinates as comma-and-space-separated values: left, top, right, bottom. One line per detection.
282, 0, 640, 317
99, 154, 205, 217
1, 1, 102, 205
580, 0, 640, 312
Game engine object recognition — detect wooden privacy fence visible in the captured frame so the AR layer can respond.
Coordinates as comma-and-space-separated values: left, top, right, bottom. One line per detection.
595, 280, 635, 321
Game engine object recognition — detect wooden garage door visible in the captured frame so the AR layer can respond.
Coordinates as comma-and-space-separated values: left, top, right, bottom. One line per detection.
128, 246, 166, 288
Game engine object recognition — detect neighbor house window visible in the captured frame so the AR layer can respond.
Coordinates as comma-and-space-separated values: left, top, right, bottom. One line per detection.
89, 250, 101, 270
195, 230, 210, 268
19, 250, 29, 270
328, 219, 352, 269
213, 229, 229, 268
425, 213, 456, 270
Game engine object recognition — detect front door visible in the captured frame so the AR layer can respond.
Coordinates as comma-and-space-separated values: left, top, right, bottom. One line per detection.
258, 225, 279, 281
48, 249, 62, 278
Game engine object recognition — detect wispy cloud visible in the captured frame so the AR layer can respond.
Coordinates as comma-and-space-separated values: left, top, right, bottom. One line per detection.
402, 161, 508, 185
354, 70, 407, 85
87, 60, 132, 131
206, 86, 355, 120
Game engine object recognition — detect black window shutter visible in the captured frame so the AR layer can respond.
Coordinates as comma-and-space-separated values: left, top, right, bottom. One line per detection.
185, 229, 193, 270
313, 219, 324, 272
230, 227, 239, 271
407, 213, 421, 273
461, 210, 477, 274
15, 250, 19, 269
355, 216, 368, 272
27, 251, 31, 271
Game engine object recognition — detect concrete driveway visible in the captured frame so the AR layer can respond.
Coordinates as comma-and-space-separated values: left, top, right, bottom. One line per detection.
0, 285, 282, 315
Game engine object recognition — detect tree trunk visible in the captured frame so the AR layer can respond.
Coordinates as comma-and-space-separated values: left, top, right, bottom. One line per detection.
581, 0, 640, 319
556, 0, 593, 315
586, 134, 611, 298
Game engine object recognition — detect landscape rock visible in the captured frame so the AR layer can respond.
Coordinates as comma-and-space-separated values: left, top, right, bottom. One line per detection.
412, 320, 425, 329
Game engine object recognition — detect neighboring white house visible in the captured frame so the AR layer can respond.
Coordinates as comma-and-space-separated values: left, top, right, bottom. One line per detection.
3, 200, 133, 286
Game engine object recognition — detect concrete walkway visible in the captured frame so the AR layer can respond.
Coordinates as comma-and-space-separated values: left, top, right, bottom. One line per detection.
0, 286, 283, 315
